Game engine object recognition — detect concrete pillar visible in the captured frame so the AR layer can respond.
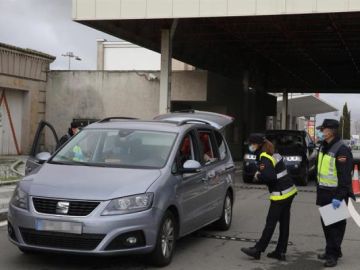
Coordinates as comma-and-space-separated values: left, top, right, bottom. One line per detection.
97, 39, 106, 70
281, 91, 288, 129
159, 29, 172, 114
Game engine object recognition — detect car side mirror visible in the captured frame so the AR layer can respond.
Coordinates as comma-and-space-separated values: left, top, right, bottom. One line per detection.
35, 152, 51, 164
179, 160, 202, 174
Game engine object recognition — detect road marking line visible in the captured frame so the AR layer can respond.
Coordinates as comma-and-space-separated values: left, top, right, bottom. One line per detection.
195, 232, 294, 246
0, 221, 8, 227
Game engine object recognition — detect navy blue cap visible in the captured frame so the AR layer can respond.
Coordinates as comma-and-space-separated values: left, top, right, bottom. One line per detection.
316, 119, 339, 130
249, 133, 266, 144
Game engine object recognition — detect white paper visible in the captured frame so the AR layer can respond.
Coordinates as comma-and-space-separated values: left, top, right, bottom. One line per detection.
356, 197, 360, 203
319, 200, 351, 226
348, 199, 360, 228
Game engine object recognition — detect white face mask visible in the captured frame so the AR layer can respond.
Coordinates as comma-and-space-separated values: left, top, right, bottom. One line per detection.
249, 144, 257, 153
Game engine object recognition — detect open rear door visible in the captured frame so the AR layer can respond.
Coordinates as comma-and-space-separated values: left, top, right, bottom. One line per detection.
154, 110, 234, 130
26, 121, 60, 175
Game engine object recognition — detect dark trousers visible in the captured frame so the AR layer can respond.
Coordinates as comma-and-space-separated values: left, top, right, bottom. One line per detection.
321, 218, 346, 259
255, 196, 294, 253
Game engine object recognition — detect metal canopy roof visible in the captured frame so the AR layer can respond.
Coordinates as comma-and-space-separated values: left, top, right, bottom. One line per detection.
277, 94, 338, 117
77, 12, 360, 92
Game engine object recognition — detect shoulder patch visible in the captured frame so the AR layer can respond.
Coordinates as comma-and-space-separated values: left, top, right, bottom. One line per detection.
337, 156, 347, 163
259, 164, 265, 170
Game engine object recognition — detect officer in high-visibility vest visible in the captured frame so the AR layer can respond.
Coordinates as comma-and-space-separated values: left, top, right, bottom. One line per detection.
241, 133, 297, 261
316, 119, 353, 268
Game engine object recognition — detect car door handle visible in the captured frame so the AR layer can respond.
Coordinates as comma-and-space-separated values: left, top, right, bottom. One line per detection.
225, 165, 235, 171
201, 177, 208, 182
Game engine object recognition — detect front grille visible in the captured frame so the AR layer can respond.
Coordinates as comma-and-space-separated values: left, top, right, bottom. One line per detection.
20, 228, 105, 251
33, 197, 100, 216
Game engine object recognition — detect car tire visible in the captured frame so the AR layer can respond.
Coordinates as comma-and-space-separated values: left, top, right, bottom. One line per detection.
148, 210, 177, 267
297, 165, 309, 186
213, 192, 233, 231
243, 174, 253, 183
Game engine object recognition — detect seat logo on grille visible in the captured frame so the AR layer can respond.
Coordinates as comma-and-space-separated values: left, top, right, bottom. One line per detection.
56, 201, 70, 214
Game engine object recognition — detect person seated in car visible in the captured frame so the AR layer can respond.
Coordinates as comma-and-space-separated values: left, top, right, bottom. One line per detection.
199, 133, 217, 163
179, 136, 192, 166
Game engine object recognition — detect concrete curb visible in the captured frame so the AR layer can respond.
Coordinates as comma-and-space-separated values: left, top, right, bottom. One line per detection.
0, 181, 19, 187
0, 209, 7, 222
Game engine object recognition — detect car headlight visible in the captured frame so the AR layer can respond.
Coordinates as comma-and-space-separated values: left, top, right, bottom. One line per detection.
10, 186, 28, 210
244, 154, 257, 160
102, 193, 154, 216
284, 156, 302, 162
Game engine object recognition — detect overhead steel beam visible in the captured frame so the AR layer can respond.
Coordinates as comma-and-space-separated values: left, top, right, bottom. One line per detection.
328, 14, 360, 74
274, 18, 338, 87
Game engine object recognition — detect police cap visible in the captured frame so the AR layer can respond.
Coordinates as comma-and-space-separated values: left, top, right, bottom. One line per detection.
248, 133, 266, 144
316, 119, 339, 130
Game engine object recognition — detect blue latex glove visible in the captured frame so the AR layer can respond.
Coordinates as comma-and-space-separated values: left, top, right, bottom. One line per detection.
332, 199, 342, 209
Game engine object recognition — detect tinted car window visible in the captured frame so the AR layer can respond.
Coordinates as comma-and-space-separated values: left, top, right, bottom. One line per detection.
214, 131, 227, 160
198, 130, 219, 165
266, 133, 305, 155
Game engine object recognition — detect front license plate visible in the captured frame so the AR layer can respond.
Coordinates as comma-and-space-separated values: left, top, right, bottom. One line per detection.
35, 219, 82, 234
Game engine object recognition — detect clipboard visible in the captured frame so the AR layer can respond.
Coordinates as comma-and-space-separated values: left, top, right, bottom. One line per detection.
319, 200, 351, 226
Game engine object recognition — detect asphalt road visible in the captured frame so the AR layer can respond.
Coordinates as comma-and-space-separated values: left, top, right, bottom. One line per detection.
1, 176, 360, 270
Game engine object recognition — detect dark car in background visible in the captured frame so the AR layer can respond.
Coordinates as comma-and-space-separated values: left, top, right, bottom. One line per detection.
243, 130, 317, 186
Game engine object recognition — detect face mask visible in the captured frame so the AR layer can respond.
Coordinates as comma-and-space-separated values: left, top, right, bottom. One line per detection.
317, 131, 324, 141
249, 145, 257, 153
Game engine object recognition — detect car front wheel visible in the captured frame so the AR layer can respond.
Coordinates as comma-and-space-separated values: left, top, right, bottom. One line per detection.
148, 210, 177, 267
214, 192, 233, 230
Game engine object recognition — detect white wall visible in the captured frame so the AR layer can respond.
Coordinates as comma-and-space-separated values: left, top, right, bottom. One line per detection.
74, 0, 360, 20
102, 42, 194, 71
104, 46, 161, 70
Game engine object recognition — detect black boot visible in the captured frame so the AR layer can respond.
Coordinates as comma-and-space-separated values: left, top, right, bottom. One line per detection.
324, 257, 337, 268
318, 252, 342, 260
241, 247, 261, 260
318, 253, 328, 260
267, 251, 286, 261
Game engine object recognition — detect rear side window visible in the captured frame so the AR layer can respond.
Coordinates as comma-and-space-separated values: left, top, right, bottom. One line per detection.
198, 130, 219, 165
214, 131, 227, 160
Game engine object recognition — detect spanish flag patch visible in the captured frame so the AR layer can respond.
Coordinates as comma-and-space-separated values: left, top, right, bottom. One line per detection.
337, 156, 347, 163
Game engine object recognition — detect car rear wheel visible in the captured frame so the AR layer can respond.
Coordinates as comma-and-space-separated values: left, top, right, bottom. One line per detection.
213, 192, 233, 231
148, 211, 177, 267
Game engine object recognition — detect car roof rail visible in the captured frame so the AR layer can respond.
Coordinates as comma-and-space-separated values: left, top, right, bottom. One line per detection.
173, 109, 196, 113
177, 119, 211, 126
98, 117, 138, 123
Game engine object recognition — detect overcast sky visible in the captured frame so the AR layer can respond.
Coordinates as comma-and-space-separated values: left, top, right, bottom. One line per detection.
1, 0, 360, 125
0, 0, 119, 70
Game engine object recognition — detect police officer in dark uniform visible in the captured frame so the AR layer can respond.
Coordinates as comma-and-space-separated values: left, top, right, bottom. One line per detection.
241, 133, 297, 261
59, 121, 81, 146
316, 119, 354, 267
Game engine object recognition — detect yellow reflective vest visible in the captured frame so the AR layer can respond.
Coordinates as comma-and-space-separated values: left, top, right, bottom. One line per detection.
260, 152, 298, 201
317, 141, 344, 188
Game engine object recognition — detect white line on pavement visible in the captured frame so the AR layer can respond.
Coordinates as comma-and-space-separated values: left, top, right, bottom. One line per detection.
0, 221, 8, 227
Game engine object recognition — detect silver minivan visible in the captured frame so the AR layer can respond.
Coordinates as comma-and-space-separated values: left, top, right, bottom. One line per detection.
8, 111, 235, 266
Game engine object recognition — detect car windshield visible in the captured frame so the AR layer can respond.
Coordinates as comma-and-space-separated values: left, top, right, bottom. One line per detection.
51, 129, 177, 168
266, 133, 305, 155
